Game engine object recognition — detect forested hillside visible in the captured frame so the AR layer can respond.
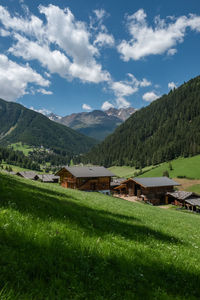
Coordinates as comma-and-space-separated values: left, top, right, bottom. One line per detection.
0, 98, 96, 155
81, 76, 200, 167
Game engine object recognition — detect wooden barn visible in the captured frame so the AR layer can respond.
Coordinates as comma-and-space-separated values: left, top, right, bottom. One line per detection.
166, 191, 200, 212
56, 166, 114, 194
114, 177, 180, 205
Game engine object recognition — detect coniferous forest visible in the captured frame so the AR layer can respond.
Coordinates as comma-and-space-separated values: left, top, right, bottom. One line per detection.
80, 76, 200, 168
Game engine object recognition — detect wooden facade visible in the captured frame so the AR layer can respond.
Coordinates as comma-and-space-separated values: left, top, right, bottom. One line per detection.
56, 166, 114, 193
114, 177, 180, 205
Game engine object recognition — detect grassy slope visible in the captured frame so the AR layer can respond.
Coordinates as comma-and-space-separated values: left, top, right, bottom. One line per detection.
0, 173, 200, 299
9, 142, 34, 156
109, 166, 151, 178
110, 155, 200, 179
139, 155, 200, 179
186, 184, 200, 193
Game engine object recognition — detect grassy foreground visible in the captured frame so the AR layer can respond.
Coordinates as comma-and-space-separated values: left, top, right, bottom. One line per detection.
0, 173, 200, 299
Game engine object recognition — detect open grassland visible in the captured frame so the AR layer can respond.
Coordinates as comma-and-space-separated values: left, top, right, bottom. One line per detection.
139, 155, 200, 179
110, 155, 200, 179
186, 184, 200, 194
1, 163, 43, 174
9, 142, 34, 156
0, 173, 200, 299
109, 165, 151, 178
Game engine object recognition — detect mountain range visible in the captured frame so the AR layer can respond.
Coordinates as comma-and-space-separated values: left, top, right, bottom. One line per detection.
0, 98, 96, 155
81, 75, 200, 167
48, 107, 136, 140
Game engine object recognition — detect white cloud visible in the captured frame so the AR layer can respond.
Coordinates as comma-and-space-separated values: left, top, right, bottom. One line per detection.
108, 73, 151, 108
168, 82, 177, 89
110, 74, 151, 98
0, 54, 49, 101
82, 103, 92, 111
142, 91, 160, 102
116, 97, 130, 108
30, 106, 51, 115
167, 48, 177, 56
94, 32, 114, 47
9, 34, 71, 77
94, 9, 106, 20
37, 88, 53, 95
101, 101, 114, 110
118, 9, 200, 61
0, 5, 110, 84
0, 28, 10, 36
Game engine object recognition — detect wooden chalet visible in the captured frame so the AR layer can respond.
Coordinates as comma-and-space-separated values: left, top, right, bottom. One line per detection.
166, 191, 200, 212
35, 174, 60, 183
114, 177, 180, 205
56, 166, 114, 194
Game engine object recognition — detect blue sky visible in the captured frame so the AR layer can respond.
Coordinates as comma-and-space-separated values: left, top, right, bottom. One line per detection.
0, 0, 200, 116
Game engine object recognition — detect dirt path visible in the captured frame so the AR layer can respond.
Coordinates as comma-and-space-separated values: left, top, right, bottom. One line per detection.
174, 178, 200, 190
114, 194, 139, 203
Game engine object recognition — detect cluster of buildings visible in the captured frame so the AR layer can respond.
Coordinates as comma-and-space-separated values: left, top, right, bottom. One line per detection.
9, 166, 200, 212
14, 171, 59, 183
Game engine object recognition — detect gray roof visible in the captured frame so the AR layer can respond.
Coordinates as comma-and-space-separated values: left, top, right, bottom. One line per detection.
16, 171, 37, 179
185, 198, 200, 206
133, 177, 180, 188
59, 166, 115, 178
166, 191, 193, 200
36, 174, 60, 182
110, 178, 126, 187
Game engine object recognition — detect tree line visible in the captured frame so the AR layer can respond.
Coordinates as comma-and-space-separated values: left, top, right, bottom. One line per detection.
78, 76, 200, 168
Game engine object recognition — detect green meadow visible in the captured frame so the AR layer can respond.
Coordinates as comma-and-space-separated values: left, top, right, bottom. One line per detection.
109, 165, 151, 178
9, 142, 34, 156
0, 172, 200, 299
109, 155, 200, 180
139, 155, 200, 179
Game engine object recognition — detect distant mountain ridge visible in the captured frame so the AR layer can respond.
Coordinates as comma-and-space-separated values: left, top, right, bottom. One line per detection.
81, 75, 200, 167
48, 107, 136, 140
0, 98, 96, 155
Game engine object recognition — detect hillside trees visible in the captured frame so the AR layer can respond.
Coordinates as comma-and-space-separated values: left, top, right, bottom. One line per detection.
80, 76, 200, 167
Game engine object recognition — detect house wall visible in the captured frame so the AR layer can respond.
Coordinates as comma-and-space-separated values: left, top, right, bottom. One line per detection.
59, 169, 111, 191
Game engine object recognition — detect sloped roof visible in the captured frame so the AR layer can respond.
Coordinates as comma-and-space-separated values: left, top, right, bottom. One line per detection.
16, 171, 37, 179
36, 174, 59, 182
185, 198, 200, 206
57, 166, 115, 178
110, 178, 126, 187
132, 177, 180, 188
166, 191, 193, 200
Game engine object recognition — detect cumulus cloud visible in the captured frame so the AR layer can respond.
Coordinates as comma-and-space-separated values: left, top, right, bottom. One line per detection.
82, 103, 92, 111
93, 9, 106, 20
168, 82, 177, 89
37, 88, 53, 95
142, 91, 160, 102
108, 73, 151, 108
94, 32, 114, 47
0, 4, 110, 84
30, 106, 51, 115
118, 9, 200, 61
101, 101, 114, 110
167, 48, 177, 56
0, 54, 49, 101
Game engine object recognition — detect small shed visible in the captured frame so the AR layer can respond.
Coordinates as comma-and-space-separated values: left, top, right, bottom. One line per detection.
185, 198, 200, 212
16, 171, 37, 180
35, 174, 60, 183
114, 177, 180, 205
166, 191, 200, 212
56, 166, 115, 194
